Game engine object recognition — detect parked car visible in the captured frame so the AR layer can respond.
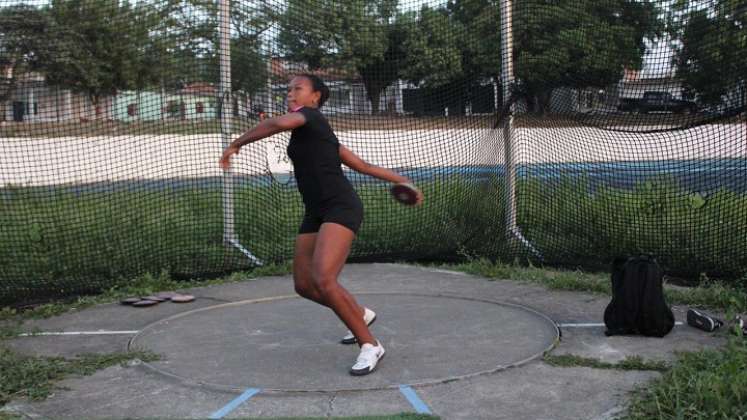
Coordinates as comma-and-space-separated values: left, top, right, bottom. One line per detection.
618, 91, 698, 114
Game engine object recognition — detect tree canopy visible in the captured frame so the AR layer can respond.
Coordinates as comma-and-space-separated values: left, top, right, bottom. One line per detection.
668, 0, 746, 106
278, 0, 399, 113
276, 0, 662, 114
0, 5, 56, 101
513, 0, 662, 113
0, 0, 268, 106
3, 0, 709, 116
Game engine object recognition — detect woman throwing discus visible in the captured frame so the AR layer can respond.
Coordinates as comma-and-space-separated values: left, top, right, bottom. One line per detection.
219, 74, 423, 376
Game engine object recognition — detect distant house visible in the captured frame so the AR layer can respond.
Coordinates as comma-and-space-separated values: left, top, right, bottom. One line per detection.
113, 83, 226, 122
1, 64, 258, 124
617, 69, 684, 100
0, 69, 109, 123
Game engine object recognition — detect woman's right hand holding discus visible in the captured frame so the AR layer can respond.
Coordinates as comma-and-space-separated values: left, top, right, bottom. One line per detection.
390, 182, 424, 206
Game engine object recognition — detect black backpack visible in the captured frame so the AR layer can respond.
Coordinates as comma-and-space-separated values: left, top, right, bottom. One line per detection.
604, 255, 675, 337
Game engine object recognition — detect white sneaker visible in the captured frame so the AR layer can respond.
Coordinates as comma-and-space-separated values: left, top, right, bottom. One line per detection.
340, 308, 377, 344
350, 341, 385, 376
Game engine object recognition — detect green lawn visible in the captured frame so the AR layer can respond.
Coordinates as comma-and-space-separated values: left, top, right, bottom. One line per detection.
3, 176, 747, 306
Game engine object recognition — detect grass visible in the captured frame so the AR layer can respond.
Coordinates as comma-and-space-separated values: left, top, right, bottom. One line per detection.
544, 354, 670, 372
623, 337, 747, 420
0, 347, 159, 405
516, 177, 747, 277
4, 175, 747, 306
0, 178, 504, 305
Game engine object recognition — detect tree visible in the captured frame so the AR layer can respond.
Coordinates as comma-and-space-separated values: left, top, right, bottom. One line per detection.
448, 0, 503, 111
159, 0, 269, 93
278, 0, 400, 114
400, 6, 463, 88
0, 5, 55, 102
444, 0, 503, 84
127, 2, 175, 93
513, 0, 662, 114
38, 0, 150, 109
230, 1, 273, 94
668, 0, 746, 107
400, 0, 661, 115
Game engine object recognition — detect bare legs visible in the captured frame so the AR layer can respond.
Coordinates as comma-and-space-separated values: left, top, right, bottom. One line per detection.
293, 223, 374, 346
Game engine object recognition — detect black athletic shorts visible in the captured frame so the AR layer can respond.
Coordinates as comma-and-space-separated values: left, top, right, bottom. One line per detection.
298, 201, 364, 235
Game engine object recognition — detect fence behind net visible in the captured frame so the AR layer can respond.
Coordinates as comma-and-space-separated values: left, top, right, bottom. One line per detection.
1, 0, 745, 305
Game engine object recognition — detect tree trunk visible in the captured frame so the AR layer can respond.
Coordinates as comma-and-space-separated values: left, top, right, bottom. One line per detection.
55, 85, 60, 123
90, 95, 99, 120
538, 90, 552, 115
362, 72, 390, 115
526, 94, 537, 114
161, 80, 165, 121
368, 88, 381, 115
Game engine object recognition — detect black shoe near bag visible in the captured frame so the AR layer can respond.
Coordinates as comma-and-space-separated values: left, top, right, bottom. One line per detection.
686, 308, 724, 332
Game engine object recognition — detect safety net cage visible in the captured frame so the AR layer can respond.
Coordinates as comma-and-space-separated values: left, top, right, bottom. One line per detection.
1, 0, 745, 305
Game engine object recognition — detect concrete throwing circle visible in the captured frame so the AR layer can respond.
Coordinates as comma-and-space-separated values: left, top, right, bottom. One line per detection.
129, 293, 558, 392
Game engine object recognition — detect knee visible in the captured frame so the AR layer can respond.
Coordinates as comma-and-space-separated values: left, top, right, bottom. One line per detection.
293, 267, 316, 298
312, 272, 339, 298
294, 282, 315, 299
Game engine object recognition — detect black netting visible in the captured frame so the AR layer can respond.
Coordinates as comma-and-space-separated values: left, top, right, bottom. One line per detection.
1, 0, 745, 305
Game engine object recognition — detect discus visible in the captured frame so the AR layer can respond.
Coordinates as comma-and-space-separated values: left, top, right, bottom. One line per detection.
132, 299, 159, 307
171, 294, 195, 303
120, 297, 140, 305
390, 182, 421, 206
156, 291, 179, 300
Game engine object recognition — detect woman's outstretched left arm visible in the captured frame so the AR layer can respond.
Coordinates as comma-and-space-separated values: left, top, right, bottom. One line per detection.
341, 145, 424, 206
339, 145, 410, 184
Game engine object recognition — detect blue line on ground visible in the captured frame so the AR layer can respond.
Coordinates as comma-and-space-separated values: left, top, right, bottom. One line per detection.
399, 384, 432, 414
209, 388, 261, 419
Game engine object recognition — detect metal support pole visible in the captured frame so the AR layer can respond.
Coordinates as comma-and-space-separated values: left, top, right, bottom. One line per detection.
500, 0, 543, 261
266, 58, 274, 116
219, 0, 262, 266
500, 0, 517, 232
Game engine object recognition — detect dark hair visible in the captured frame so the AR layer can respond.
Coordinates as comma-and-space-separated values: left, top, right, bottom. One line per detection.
298, 73, 330, 108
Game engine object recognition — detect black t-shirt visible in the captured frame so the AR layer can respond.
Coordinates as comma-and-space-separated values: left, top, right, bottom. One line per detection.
287, 107, 358, 212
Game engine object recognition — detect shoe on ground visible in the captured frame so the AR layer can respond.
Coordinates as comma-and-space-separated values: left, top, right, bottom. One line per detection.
687, 308, 723, 332
341, 307, 377, 344
350, 340, 385, 376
